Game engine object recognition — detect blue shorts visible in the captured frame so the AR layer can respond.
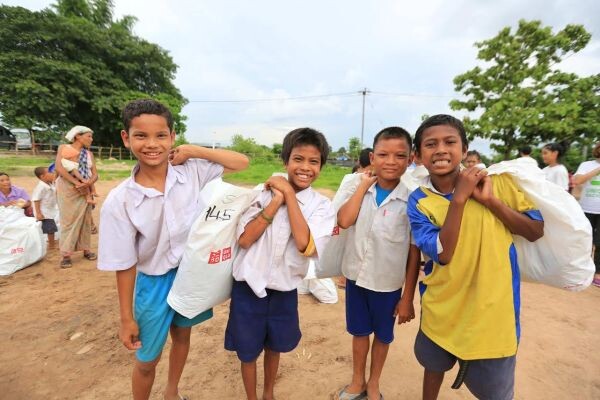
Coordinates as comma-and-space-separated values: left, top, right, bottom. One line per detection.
345, 279, 401, 344
135, 268, 213, 362
225, 280, 301, 362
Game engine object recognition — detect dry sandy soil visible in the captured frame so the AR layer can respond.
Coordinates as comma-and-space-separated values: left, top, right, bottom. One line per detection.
1, 177, 599, 400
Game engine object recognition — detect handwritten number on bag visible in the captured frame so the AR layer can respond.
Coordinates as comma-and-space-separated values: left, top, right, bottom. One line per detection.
205, 205, 234, 221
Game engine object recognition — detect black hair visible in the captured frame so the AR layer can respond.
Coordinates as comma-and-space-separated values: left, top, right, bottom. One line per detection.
0, 172, 8, 178
414, 114, 467, 154
280, 128, 329, 168
543, 142, 567, 159
34, 167, 47, 178
373, 127, 412, 150
358, 148, 372, 168
519, 145, 532, 156
466, 150, 482, 161
122, 99, 174, 132
351, 164, 359, 173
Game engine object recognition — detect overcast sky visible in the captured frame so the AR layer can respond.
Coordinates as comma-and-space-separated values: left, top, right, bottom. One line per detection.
7, 0, 600, 154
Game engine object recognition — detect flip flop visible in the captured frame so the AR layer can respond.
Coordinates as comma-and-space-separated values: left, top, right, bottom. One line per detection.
60, 257, 72, 269
338, 385, 367, 400
83, 252, 97, 261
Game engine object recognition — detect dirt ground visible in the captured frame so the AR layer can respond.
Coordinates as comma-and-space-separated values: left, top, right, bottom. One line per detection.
1, 176, 599, 400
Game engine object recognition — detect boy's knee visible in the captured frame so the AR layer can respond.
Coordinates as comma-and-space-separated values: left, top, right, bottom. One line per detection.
135, 356, 161, 376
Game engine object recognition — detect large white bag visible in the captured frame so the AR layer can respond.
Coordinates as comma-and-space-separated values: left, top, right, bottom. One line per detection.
167, 182, 260, 319
315, 173, 361, 278
0, 207, 47, 276
298, 260, 339, 303
486, 160, 594, 291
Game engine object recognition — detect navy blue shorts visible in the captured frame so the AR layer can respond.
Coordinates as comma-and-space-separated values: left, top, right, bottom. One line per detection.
345, 279, 401, 344
225, 280, 301, 362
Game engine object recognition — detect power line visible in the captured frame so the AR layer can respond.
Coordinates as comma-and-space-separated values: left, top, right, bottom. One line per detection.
188, 91, 359, 104
370, 90, 455, 98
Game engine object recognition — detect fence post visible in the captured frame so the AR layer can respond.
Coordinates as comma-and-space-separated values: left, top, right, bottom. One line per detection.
109, 145, 113, 159
119, 147, 122, 160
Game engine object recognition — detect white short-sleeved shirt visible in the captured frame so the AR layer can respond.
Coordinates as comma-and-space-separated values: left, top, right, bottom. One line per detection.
232, 187, 336, 298
31, 181, 58, 219
98, 159, 224, 275
543, 164, 569, 191
341, 181, 413, 292
575, 160, 600, 214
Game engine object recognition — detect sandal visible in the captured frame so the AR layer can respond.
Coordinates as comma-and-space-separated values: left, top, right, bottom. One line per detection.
337, 386, 367, 400
592, 277, 600, 288
60, 257, 72, 269
83, 252, 97, 261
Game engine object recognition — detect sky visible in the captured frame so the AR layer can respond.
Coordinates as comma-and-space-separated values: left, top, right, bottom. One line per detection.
6, 0, 600, 155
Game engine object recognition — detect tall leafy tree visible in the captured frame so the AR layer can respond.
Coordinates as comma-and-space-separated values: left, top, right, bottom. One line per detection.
450, 20, 598, 159
0, 2, 187, 146
348, 137, 361, 160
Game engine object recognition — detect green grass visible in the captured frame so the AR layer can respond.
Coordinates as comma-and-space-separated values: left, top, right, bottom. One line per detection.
224, 158, 350, 191
0, 154, 351, 190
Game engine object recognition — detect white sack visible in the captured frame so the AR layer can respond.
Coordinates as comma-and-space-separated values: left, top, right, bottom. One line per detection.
167, 182, 260, 318
0, 207, 47, 276
299, 260, 338, 303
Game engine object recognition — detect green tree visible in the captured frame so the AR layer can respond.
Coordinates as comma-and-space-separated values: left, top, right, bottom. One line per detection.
337, 146, 347, 155
348, 137, 361, 160
272, 143, 283, 155
450, 20, 598, 159
0, 2, 187, 146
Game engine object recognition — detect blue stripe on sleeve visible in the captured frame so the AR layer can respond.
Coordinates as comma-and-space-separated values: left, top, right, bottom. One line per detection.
408, 189, 442, 264
523, 209, 543, 221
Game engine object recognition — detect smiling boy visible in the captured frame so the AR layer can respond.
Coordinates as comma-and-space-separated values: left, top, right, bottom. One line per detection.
225, 127, 336, 400
98, 99, 249, 400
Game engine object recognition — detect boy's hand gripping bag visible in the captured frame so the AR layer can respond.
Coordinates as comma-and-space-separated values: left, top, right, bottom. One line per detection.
0, 207, 47, 276
167, 182, 260, 318
315, 173, 361, 278
486, 160, 594, 291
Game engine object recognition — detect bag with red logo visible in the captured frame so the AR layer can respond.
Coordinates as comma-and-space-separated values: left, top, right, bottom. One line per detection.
315, 173, 362, 278
0, 207, 47, 276
167, 181, 260, 318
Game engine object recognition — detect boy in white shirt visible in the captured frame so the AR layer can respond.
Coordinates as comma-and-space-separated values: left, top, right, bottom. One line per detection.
32, 166, 58, 248
336, 127, 420, 400
225, 128, 336, 400
97, 99, 249, 400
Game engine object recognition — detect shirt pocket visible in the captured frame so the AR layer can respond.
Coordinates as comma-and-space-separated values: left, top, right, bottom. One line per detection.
373, 207, 409, 243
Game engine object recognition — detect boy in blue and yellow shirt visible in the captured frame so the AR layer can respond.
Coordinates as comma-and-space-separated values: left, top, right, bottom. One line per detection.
407, 115, 544, 400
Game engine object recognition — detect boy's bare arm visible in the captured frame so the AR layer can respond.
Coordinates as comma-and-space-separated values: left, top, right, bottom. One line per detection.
33, 200, 44, 220
438, 167, 487, 264
238, 190, 284, 249
337, 173, 377, 229
573, 166, 600, 186
266, 176, 311, 252
396, 244, 421, 324
169, 145, 249, 173
473, 176, 544, 242
116, 267, 142, 350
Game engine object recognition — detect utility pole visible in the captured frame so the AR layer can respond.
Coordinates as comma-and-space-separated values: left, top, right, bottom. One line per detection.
360, 88, 370, 149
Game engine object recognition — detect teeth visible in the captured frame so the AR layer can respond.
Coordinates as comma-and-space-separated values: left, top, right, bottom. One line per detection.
433, 160, 450, 166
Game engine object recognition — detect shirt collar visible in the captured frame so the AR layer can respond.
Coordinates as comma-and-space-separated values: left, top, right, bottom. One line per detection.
367, 180, 409, 204
295, 186, 314, 206
126, 163, 184, 207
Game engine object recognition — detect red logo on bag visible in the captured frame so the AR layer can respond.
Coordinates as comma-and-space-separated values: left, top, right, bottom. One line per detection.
222, 247, 232, 261
332, 226, 340, 236
208, 250, 221, 264
11, 247, 24, 255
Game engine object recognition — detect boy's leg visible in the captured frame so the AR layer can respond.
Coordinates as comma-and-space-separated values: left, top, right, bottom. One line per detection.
347, 335, 370, 393
366, 338, 390, 399
48, 233, 56, 248
132, 355, 162, 400
414, 330, 456, 400
164, 325, 191, 400
263, 349, 280, 400
241, 359, 259, 400
423, 370, 445, 400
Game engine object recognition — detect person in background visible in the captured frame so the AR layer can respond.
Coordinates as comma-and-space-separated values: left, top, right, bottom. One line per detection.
541, 142, 569, 191
572, 141, 600, 287
0, 172, 32, 215
464, 150, 486, 169
517, 145, 538, 166
32, 166, 59, 249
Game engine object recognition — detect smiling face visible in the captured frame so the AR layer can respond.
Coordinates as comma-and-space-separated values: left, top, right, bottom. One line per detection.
370, 137, 411, 184
284, 144, 322, 191
121, 114, 175, 168
417, 125, 466, 177
0, 174, 11, 193
74, 132, 93, 148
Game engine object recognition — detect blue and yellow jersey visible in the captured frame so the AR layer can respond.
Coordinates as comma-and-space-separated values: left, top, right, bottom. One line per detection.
407, 174, 543, 360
